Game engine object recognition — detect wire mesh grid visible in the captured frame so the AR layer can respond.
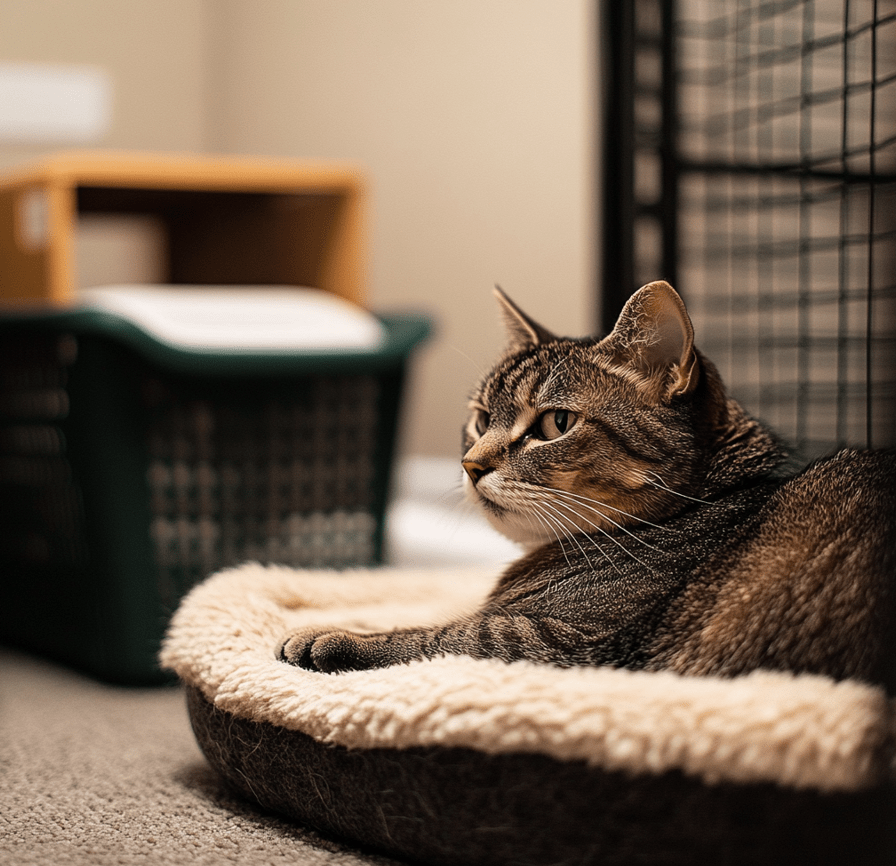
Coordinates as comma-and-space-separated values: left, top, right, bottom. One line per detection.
673, 0, 896, 457
611, 1, 896, 457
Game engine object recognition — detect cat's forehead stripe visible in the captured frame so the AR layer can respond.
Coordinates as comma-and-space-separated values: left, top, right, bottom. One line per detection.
485, 343, 581, 408
483, 354, 534, 405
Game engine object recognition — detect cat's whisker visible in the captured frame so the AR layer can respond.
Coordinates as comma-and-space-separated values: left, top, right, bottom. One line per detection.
527, 502, 574, 568
533, 500, 601, 572
546, 488, 665, 554
531, 498, 596, 560
525, 507, 558, 553
537, 502, 593, 568
536, 499, 612, 563
545, 496, 653, 571
522, 510, 554, 558
531, 492, 625, 571
642, 471, 712, 505
530, 500, 578, 549
540, 484, 678, 534
494, 479, 623, 573
449, 344, 488, 378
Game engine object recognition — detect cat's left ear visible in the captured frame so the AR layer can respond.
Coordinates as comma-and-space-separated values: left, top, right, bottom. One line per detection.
494, 285, 557, 352
602, 280, 698, 399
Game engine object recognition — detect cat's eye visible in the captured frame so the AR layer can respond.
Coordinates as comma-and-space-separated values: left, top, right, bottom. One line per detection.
474, 409, 490, 436
535, 409, 577, 440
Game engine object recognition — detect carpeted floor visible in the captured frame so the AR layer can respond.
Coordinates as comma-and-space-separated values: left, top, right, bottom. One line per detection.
0, 647, 407, 866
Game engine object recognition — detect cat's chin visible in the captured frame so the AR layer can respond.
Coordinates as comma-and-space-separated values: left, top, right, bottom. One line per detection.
488, 513, 554, 550
462, 472, 555, 549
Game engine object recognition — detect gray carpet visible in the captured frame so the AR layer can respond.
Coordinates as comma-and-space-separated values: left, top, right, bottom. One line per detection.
0, 647, 405, 866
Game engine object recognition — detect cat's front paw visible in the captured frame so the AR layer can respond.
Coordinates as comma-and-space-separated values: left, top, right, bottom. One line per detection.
278, 627, 325, 670
279, 628, 378, 673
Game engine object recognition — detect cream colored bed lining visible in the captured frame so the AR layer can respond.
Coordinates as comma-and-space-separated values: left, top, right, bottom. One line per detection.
160, 562, 893, 793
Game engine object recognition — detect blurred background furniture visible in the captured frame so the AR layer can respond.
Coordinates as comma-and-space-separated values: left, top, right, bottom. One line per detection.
0, 151, 365, 305
0, 153, 429, 684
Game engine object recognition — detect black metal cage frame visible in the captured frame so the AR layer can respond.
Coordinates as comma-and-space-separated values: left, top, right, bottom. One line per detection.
603, 0, 895, 457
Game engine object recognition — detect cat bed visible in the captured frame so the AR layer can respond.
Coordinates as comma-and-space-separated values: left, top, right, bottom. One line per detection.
161, 563, 896, 866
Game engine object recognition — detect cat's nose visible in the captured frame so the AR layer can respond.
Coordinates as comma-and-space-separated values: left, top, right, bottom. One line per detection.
463, 461, 491, 485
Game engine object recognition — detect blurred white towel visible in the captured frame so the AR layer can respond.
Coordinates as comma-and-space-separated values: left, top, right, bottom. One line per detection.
78, 284, 385, 351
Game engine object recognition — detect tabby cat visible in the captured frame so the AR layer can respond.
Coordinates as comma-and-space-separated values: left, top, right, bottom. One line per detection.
281, 281, 896, 687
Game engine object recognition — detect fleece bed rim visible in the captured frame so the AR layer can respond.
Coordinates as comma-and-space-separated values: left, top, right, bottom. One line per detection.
160, 562, 895, 794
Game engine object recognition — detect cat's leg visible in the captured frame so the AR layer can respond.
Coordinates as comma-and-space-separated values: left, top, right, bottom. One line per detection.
279, 613, 592, 672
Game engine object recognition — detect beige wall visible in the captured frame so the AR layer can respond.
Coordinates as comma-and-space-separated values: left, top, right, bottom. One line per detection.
1, 0, 597, 457
210, 0, 597, 456
0, 0, 212, 168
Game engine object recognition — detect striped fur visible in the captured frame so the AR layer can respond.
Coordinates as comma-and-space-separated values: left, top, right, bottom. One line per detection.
282, 282, 896, 687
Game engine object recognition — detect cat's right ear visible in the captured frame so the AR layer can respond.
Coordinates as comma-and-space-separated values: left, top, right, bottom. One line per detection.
493, 285, 557, 352
601, 280, 699, 400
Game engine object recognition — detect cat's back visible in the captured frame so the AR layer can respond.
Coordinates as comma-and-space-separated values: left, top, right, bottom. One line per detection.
654, 449, 896, 684
745, 449, 896, 576
778, 448, 896, 527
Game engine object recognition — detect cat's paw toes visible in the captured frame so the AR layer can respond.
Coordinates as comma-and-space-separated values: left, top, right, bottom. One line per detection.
279, 628, 323, 670
278, 629, 371, 673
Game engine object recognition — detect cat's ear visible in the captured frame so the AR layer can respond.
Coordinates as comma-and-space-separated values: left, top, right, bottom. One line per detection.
602, 280, 698, 399
493, 285, 557, 351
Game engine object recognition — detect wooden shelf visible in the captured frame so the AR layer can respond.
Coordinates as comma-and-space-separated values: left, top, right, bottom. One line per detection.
0, 151, 367, 306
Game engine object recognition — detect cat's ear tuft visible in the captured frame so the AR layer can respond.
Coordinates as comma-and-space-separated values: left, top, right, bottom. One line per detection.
602, 280, 698, 399
493, 285, 557, 351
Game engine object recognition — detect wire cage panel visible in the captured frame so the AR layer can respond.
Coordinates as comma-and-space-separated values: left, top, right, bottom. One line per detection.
613, 0, 896, 458
0, 333, 89, 576
680, 171, 895, 456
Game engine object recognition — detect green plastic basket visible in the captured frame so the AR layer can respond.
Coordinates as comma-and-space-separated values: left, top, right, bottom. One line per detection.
0, 306, 429, 683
